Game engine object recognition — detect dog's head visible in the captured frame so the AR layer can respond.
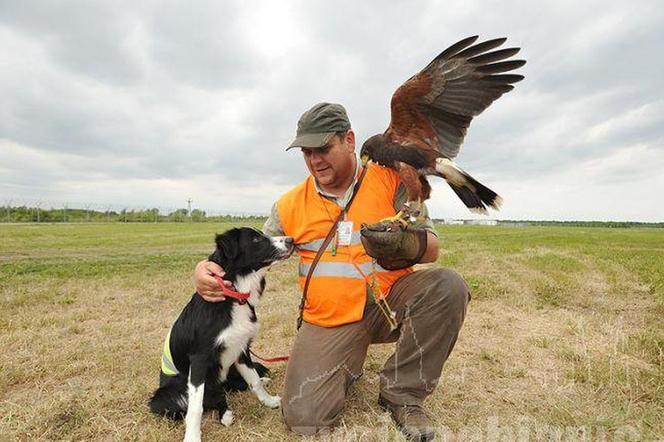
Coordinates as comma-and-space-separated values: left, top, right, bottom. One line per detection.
209, 228, 293, 280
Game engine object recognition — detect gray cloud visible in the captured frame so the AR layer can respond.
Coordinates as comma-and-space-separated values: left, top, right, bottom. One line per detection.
0, 1, 145, 84
0, 0, 662, 221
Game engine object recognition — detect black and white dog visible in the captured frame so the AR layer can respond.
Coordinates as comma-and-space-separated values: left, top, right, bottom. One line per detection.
149, 228, 293, 442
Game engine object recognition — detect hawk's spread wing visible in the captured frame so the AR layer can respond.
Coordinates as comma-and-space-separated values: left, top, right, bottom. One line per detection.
386, 36, 525, 159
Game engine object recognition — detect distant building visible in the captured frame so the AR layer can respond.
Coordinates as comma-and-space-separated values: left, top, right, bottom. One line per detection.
436, 218, 497, 225
465, 219, 498, 226
437, 218, 464, 225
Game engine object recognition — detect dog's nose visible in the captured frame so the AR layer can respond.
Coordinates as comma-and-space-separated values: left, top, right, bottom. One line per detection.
271, 236, 294, 250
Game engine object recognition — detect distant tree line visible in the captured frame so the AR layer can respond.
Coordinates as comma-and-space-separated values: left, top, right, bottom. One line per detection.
0, 205, 268, 224
2, 205, 661, 227
498, 220, 664, 228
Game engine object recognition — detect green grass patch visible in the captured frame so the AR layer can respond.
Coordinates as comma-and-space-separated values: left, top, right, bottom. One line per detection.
1, 223, 662, 440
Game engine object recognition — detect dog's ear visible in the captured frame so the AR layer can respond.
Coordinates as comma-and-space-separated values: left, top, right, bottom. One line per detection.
212, 230, 238, 264
208, 247, 222, 264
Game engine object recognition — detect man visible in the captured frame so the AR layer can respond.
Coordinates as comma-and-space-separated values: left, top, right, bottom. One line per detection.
195, 103, 470, 441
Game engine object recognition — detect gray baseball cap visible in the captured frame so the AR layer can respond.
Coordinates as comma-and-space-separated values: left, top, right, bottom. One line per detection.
286, 102, 351, 150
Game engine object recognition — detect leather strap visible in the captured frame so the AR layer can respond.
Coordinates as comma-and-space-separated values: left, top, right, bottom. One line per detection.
296, 165, 368, 330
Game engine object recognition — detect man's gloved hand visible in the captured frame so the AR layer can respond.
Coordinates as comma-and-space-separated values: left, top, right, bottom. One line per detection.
360, 222, 428, 270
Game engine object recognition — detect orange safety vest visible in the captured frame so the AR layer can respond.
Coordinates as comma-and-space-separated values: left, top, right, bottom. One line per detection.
277, 163, 413, 327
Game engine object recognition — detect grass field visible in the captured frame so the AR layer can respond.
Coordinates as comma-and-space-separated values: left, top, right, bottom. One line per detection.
1, 223, 662, 441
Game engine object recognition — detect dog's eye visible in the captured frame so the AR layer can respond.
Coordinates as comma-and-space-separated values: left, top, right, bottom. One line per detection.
252, 237, 262, 243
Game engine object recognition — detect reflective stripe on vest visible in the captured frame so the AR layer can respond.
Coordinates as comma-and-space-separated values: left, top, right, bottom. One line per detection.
298, 260, 388, 278
295, 231, 362, 252
161, 329, 179, 376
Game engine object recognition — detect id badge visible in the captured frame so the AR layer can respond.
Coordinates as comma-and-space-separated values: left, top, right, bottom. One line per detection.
337, 221, 354, 246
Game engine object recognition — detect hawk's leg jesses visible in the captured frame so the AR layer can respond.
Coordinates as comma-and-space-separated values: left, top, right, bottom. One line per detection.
402, 199, 423, 223
376, 199, 422, 229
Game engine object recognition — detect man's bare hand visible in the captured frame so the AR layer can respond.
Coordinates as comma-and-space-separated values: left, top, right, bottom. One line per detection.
194, 259, 231, 302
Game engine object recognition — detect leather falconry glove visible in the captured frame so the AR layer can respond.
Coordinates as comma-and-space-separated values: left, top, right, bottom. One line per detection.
360, 222, 428, 270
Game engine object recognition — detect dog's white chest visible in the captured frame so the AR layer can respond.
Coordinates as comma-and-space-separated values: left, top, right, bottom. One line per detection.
215, 304, 258, 372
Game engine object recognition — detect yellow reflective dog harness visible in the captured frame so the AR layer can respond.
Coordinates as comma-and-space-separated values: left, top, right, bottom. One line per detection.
160, 329, 179, 376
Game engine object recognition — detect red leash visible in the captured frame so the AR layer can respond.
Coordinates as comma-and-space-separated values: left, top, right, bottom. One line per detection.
213, 274, 289, 363
249, 349, 289, 364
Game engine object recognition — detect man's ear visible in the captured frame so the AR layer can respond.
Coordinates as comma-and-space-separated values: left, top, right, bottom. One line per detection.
345, 129, 356, 152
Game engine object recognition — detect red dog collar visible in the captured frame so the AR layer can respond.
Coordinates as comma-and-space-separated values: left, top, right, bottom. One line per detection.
213, 274, 250, 304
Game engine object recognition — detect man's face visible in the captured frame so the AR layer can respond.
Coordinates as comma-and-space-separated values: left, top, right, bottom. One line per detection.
301, 130, 356, 190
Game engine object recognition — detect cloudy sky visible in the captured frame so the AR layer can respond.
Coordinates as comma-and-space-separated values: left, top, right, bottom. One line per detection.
1, 0, 662, 221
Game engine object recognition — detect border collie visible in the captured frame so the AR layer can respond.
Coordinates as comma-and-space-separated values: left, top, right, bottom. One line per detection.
149, 228, 293, 442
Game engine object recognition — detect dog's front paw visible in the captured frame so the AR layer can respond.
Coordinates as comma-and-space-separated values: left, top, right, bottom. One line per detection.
259, 376, 272, 386
220, 409, 234, 427
261, 394, 281, 409
183, 430, 201, 442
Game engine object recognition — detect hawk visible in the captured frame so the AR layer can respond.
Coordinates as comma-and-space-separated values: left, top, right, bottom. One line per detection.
359, 35, 526, 223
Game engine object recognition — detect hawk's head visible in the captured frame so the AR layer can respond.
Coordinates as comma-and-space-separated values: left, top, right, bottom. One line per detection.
360, 134, 385, 166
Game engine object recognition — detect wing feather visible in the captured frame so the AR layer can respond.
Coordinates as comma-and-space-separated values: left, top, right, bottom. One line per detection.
475, 59, 526, 74
454, 37, 507, 58
467, 47, 520, 65
423, 35, 479, 69
484, 74, 525, 84
386, 36, 526, 159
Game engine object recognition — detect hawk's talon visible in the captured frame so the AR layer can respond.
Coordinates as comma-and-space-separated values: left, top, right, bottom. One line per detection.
376, 200, 422, 229
378, 211, 409, 229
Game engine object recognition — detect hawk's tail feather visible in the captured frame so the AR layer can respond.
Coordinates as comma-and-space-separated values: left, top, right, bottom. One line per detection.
447, 182, 487, 214
434, 158, 502, 213
445, 171, 502, 214
471, 174, 502, 211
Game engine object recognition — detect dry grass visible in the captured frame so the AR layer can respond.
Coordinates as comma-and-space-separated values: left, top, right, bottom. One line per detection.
1, 223, 662, 441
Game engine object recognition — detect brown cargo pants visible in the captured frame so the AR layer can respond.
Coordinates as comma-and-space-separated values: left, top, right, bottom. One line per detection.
282, 267, 470, 435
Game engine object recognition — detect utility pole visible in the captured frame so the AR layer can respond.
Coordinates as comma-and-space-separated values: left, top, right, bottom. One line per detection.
187, 198, 193, 222
35, 200, 42, 223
